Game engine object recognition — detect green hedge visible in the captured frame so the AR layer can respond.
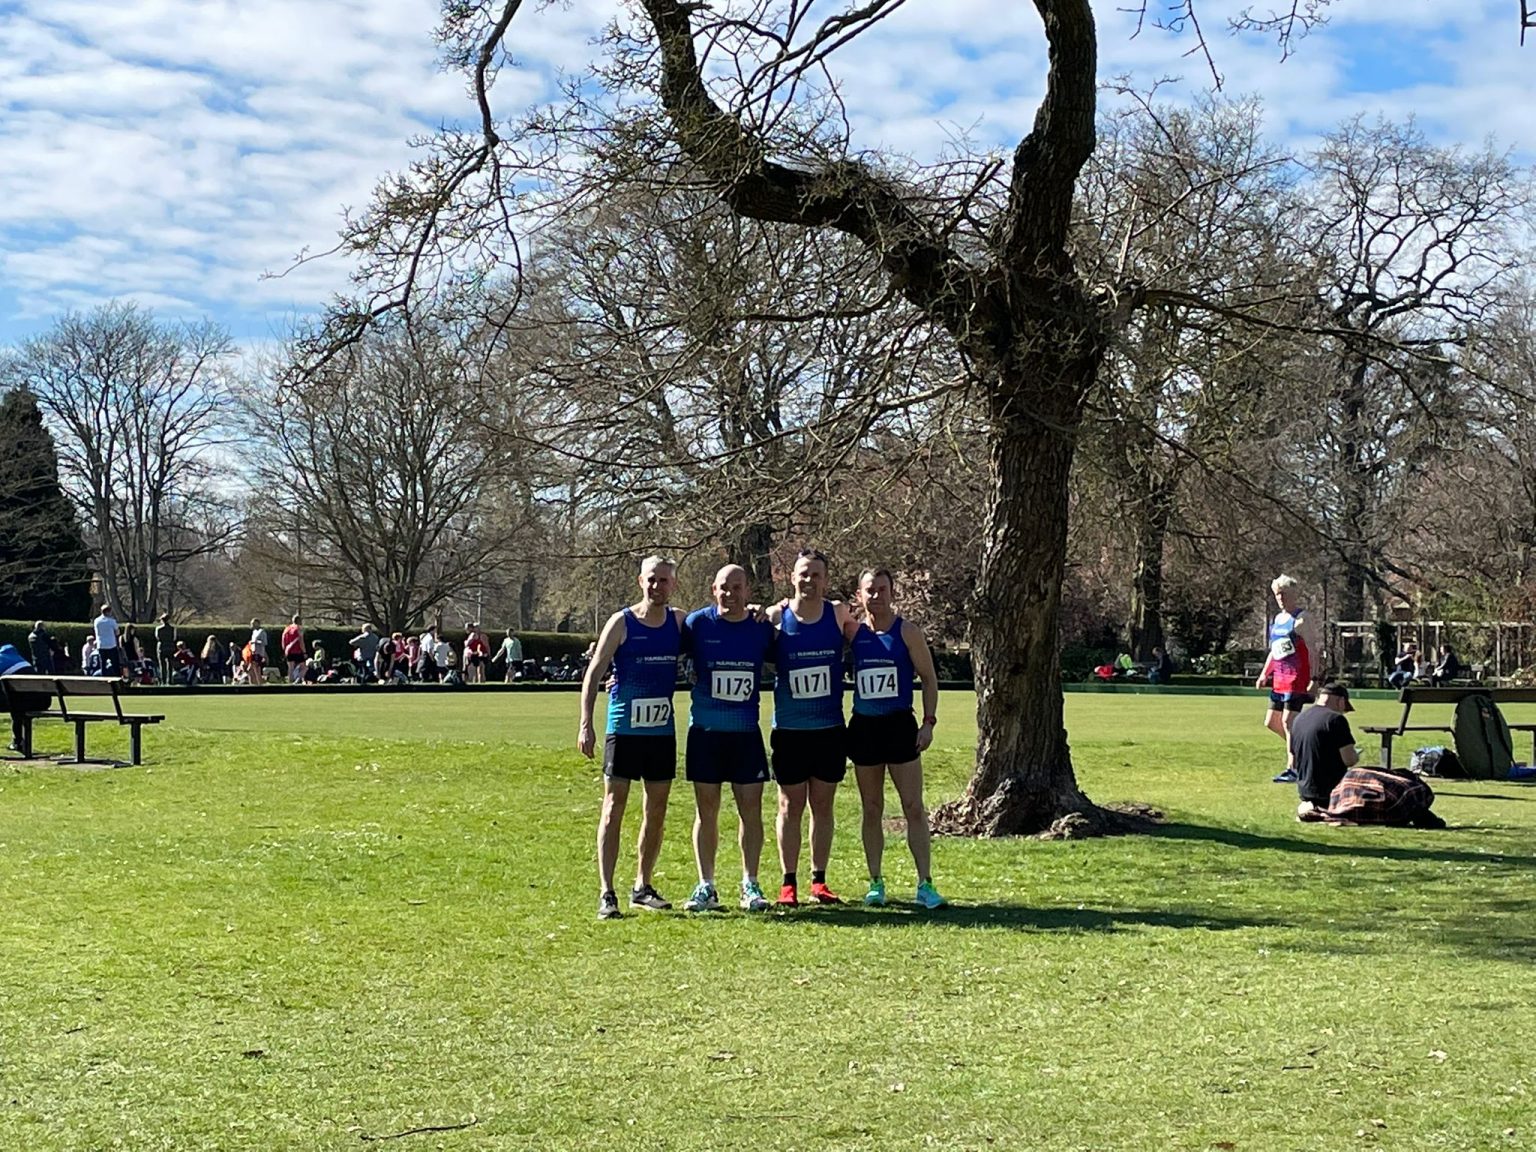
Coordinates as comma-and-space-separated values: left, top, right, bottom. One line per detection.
0, 618, 593, 671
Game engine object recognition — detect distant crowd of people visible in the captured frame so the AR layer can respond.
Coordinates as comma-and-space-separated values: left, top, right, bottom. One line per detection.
17, 607, 589, 688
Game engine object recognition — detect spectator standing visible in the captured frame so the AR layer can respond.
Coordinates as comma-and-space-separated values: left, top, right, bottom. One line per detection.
248, 619, 269, 684
417, 626, 440, 682
27, 621, 56, 675
92, 604, 121, 677
350, 624, 381, 684
202, 635, 228, 684
464, 623, 490, 684
81, 634, 99, 675
405, 633, 422, 680
281, 615, 306, 684
433, 633, 453, 678
121, 623, 144, 680
155, 613, 176, 685
494, 628, 524, 683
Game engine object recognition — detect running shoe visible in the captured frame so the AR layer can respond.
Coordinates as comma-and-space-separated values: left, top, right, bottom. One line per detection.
809, 880, 841, 905
683, 881, 720, 912
777, 882, 799, 908
629, 884, 672, 911
597, 892, 622, 921
1272, 767, 1298, 783
863, 878, 887, 907
915, 880, 948, 910
740, 880, 771, 912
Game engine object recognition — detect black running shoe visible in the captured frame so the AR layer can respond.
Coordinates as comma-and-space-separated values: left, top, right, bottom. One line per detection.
597, 891, 622, 920
629, 884, 672, 911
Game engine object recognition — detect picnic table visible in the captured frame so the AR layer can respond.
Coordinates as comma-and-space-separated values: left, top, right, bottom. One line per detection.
1, 674, 165, 765
1360, 686, 1536, 771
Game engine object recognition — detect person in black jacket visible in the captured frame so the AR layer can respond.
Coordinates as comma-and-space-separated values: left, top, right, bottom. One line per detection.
27, 622, 56, 675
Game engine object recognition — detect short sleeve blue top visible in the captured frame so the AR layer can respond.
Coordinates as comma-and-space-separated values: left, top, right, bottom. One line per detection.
683, 606, 775, 732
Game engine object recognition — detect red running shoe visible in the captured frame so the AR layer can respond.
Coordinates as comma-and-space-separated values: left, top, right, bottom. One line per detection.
809, 881, 841, 905
777, 883, 799, 907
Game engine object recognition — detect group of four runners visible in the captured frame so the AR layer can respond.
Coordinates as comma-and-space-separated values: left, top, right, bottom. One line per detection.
577, 549, 947, 920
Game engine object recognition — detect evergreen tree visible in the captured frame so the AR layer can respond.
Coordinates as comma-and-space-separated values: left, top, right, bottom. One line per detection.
0, 385, 93, 621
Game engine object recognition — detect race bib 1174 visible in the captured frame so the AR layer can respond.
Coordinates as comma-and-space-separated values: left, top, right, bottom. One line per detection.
856, 666, 899, 700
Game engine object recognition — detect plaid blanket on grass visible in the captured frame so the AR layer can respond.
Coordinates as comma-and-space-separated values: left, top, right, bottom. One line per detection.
1324, 767, 1445, 828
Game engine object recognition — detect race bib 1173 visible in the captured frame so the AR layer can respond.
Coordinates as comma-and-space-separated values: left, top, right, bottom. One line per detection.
711, 670, 754, 702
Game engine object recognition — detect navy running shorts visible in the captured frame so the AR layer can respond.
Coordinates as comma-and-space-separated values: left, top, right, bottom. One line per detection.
685, 728, 770, 786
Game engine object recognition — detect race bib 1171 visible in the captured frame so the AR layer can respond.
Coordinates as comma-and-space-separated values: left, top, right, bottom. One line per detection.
787, 666, 832, 700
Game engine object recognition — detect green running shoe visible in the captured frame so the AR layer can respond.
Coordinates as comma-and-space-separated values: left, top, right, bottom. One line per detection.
863, 878, 887, 907
683, 881, 720, 912
915, 880, 948, 910
739, 880, 771, 912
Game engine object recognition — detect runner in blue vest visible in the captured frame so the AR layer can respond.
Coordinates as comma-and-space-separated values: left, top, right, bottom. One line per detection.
767, 549, 856, 907
680, 564, 777, 913
579, 555, 685, 921
849, 568, 946, 909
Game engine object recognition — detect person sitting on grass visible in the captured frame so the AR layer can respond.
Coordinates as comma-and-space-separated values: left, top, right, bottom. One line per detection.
1289, 682, 1360, 822
172, 640, 199, 686
1148, 646, 1176, 684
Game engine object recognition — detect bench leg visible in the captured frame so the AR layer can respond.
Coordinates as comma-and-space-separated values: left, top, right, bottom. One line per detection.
74, 721, 86, 764
1380, 733, 1393, 772
130, 725, 142, 766
21, 717, 32, 759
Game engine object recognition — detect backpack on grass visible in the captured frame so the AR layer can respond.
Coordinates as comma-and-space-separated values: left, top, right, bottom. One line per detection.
1453, 693, 1514, 780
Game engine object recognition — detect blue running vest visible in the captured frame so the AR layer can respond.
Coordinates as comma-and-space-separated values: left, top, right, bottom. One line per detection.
772, 602, 845, 730
606, 608, 681, 736
851, 617, 915, 717
684, 607, 774, 733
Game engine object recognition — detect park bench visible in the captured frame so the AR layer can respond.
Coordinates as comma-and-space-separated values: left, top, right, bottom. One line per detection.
1360, 685, 1536, 771
1, 675, 165, 765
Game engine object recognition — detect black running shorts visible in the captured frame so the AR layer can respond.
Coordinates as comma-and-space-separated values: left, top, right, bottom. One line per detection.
847, 709, 920, 767
770, 725, 847, 786
603, 733, 677, 782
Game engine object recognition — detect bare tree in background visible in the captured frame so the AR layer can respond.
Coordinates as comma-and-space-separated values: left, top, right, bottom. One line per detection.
4, 302, 238, 621
247, 318, 536, 632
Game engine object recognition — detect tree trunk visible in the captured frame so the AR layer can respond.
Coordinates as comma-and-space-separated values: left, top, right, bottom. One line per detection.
726, 521, 775, 601
519, 572, 538, 631
933, 369, 1117, 838
1127, 486, 1174, 660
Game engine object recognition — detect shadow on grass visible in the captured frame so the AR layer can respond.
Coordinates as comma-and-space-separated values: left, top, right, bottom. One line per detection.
1434, 789, 1536, 803
1154, 821, 1536, 868
767, 903, 1277, 933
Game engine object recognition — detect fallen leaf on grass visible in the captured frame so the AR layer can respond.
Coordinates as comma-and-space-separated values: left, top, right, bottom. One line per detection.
1429, 1050, 1448, 1063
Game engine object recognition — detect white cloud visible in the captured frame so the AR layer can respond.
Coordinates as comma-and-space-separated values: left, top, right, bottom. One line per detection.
1, 0, 1531, 344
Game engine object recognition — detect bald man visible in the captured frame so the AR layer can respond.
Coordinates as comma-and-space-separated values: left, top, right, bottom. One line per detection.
679, 565, 778, 912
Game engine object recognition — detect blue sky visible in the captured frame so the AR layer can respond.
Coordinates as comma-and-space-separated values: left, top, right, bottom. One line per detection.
0, 0, 1530, 348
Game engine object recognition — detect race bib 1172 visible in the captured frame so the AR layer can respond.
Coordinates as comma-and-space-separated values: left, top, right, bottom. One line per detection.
629, 697, 672, 728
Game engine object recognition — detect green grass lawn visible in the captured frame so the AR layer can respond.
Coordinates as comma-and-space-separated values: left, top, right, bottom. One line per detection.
2, 691, 1533, 1151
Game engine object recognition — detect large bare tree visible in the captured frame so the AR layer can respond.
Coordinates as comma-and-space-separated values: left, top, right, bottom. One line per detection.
298, 0, 1417, 835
